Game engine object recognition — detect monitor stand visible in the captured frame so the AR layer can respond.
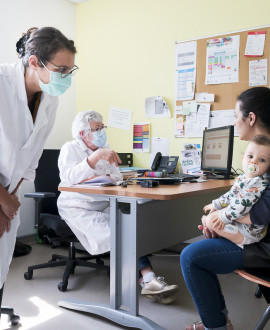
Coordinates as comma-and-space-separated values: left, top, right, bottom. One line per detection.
204, 172, 234, 180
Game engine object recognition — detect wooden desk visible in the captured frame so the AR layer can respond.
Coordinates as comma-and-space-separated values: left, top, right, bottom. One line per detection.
58, 179, 234, 200
58, 180, 233, 330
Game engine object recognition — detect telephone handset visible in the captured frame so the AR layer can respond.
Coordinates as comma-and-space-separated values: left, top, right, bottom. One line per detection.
151, 152, 179, 174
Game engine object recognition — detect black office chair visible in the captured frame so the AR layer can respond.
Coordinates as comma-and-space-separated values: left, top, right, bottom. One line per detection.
24, 149, 109, 292
0, 287, 20, 325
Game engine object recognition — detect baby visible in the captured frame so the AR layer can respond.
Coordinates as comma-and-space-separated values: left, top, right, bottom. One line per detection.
203, 135, 270, 247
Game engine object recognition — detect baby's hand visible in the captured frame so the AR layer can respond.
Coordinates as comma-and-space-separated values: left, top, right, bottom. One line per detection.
203, 203, 216, 214
212, 217, 225, 231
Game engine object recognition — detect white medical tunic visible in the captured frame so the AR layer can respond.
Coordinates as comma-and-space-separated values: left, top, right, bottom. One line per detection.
0, 61, 58, 287
57, 139, 122, 255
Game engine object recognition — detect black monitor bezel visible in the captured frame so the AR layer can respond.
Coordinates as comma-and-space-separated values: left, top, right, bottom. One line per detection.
201, 125, 234, 176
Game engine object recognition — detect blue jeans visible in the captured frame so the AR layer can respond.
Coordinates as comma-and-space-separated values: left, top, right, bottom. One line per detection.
180, 238, 244, 330
139, 255, 152, 278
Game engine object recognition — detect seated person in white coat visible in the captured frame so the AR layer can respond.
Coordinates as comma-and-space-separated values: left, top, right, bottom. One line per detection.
57, 110, 178, 303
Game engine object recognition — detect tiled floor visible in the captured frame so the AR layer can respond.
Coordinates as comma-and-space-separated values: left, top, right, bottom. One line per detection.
1, 242, 269, 330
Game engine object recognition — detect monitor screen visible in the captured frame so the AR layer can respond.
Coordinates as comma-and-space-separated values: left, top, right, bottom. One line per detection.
201, 125, 234, 176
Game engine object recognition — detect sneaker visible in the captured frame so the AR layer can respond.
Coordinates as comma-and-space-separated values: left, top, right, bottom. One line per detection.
141, 277, 178, 296
146, 292, 177, 305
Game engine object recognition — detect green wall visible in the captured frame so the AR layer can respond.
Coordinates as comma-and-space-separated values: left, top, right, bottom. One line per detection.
76, 0, 270, 169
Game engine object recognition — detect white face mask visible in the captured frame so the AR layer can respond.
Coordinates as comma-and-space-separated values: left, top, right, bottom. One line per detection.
91, 129, 107, 147
38, 61, 72, 96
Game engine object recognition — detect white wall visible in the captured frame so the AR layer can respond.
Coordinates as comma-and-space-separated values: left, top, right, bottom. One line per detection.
0, 0, 77, 236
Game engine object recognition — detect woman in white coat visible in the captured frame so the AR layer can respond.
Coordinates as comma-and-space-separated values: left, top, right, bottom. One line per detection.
0, 27, 77, 315
57, 110, 179, 304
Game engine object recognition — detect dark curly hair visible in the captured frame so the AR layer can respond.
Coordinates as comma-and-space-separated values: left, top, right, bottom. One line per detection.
237, 87, 270, 134
16, 27, 76, 67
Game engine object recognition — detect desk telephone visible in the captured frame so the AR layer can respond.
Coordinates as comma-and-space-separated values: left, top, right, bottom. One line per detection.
151, 152, 179, 174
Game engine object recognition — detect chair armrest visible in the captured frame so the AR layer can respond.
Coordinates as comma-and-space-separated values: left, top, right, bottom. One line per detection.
236, 270, 270, 288
24, 192, 56, 199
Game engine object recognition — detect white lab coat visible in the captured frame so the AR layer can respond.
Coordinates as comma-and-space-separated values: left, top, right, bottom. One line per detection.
57, 139, 123, 255
0, 61, 58, 287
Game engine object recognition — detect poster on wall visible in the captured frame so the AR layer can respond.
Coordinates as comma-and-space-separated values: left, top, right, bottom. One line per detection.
175, 41, 197, 102
205, 35, 240, 85
133, 123, 150, 152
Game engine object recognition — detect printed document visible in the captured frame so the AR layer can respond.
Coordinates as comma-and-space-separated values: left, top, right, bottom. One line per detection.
133, 123, 150, 153
107, 106, 132, 130
245, 31, 266, 57
249, 59, 267, 86
205, 35, 240, 85
145, 96, 171, 118
149, 137, 169, 168
175, 41, 197, 101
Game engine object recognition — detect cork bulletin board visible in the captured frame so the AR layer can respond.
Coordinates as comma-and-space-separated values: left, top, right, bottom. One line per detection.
175, 25, 270, 110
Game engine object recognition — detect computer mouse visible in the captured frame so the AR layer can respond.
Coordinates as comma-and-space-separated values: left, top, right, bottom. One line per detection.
121, 182, 128, 187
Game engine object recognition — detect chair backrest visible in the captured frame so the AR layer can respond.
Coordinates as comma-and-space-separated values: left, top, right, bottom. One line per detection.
35, 149, 60, 215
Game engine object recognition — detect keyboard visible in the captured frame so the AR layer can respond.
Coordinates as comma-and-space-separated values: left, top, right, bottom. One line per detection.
168, 173, 200, 181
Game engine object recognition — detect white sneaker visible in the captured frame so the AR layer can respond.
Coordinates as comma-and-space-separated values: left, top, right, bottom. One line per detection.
141, 277, 178, 304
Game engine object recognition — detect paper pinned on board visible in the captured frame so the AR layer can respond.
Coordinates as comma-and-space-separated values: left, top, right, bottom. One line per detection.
182, 100, 197, 115
205, 35, 240, 85
249, 59, 267, 86
208, 109, 238, 136
107, 106, 132, 130
195, 93, 215, 103
145, 96, 171, 118
175, 40, 197, 101
245, 31, 266, 57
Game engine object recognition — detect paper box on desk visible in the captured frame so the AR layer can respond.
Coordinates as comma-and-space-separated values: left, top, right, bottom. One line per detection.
181, 150, 201, 174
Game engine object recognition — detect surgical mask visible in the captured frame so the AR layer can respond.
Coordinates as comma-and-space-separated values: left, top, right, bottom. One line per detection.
38, 65, 71, 96
91, 129, 107, 147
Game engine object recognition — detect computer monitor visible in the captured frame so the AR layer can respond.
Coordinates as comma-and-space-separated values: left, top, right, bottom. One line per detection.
201, 125, 234, 179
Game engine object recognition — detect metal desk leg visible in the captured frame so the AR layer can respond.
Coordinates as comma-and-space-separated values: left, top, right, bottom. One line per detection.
58, 197, 166, 330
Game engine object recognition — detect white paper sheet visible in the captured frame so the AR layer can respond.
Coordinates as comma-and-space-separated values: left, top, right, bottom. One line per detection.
249, 59, 267, 86
149, 137, 170, 168
208, 109, 238, 135
245, 32, 266, 57
79, 175, 115, 186
185, 103, 210, 137
205, 35, 240, 85
145, 96, 171, 118
107, 106, 132, 130
195, 93, 215, 102
175, 41, 197, 101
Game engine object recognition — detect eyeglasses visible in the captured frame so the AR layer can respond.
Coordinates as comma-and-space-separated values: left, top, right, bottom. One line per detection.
89, 125, 107, 132
40, 59, 79, 78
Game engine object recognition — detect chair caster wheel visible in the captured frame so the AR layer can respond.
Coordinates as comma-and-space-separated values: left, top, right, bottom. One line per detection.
9, 314, 20, 325
96, 259, 104, 265
24, 270, 33, 280
58, 282, 67, 292
255, 286, 262, 298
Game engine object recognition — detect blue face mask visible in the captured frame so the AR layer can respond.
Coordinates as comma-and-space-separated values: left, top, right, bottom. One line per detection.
39, 65, 71, 96
91, 129, 107, 147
